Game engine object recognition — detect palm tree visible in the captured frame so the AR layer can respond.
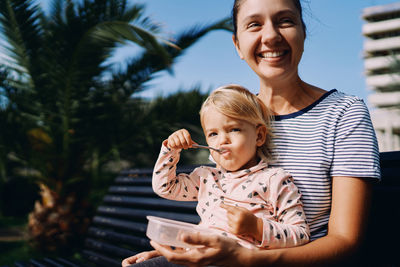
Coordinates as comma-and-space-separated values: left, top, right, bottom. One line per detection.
0, 0, 232, 253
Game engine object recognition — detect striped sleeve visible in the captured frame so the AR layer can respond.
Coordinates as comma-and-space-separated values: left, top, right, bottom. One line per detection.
331, 99, 380, 178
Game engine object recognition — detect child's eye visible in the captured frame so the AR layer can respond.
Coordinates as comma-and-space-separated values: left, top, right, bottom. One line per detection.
231, 128, 241, 132
208, 132, 217, 137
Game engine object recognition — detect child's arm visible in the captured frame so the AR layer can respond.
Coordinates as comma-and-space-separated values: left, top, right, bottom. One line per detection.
258, 169, 310, 248
221, 169, 309, 249
165, 128, 194, 150
152, 129, 201, 201
220, 203, 264, 240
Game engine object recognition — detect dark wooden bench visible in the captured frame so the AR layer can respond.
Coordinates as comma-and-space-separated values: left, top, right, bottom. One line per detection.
7, 152, 400, 267
358, 150, 400, 266
9, 166, 200, 267
80, 166, 200, 266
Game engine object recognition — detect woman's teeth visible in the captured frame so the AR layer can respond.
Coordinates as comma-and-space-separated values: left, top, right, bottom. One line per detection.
259, 51, 285, 58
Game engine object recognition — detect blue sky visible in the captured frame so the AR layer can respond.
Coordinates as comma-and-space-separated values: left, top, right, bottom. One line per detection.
40, 0, 399, 108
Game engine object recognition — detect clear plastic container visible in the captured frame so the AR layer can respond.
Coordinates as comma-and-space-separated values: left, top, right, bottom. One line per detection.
146, 216, 209, 248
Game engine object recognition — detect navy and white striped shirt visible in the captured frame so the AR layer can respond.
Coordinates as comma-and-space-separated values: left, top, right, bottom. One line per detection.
269, 89, 381, 240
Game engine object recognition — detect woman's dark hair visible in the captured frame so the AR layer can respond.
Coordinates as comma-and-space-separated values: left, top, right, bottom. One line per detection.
232, 0, 307, 39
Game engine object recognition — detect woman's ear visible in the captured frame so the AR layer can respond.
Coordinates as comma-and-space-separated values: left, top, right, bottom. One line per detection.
256, 125, 267, 147
232, 35, 244, 60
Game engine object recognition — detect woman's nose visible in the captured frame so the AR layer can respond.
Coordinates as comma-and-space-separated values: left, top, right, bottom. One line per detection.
261, 22, 282, 45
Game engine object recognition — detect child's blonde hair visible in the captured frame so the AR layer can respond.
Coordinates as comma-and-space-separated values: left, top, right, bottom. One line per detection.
199, 84, 274, 162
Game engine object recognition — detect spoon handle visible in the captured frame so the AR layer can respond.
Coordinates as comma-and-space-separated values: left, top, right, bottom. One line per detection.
192, 144, 221, 152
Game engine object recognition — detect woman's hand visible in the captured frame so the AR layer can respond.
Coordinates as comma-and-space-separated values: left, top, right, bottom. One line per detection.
166, 129, 195, 150
221, 203, 263, 241
121, 250, 161, 266
150, 232, 249, 267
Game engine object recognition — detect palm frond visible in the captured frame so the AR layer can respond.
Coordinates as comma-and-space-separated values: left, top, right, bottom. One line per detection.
90, 21, 171, 62
166, 17, 233, 56
112, 17, 233, 96
121, 4, 162, 33
0, 0, 44, 77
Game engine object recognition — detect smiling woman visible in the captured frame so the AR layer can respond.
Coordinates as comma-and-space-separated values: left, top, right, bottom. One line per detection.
123, 0, 380, 266
232, 0, 306, 97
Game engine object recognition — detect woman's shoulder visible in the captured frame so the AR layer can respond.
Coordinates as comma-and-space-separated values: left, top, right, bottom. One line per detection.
310, 89, 368, 114
274, 89, 367, 121
305, 83, 363, 107
322, 89, 364, 105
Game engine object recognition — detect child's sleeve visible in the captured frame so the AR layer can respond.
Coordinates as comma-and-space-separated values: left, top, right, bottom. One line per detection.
152, 141, 201, 201
258, 169, 310, 248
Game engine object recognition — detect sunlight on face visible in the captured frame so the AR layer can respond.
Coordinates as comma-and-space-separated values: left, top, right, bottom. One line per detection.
202, 107, 261, 172
233, 0, 305, 84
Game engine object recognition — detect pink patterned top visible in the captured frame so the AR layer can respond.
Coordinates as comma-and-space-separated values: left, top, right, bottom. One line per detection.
152, 143, 310, 249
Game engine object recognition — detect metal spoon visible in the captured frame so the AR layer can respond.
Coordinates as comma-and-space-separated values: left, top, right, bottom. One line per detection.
192, 144, 223, 153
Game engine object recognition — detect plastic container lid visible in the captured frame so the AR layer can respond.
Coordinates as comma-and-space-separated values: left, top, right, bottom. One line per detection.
146, 216, 209, 248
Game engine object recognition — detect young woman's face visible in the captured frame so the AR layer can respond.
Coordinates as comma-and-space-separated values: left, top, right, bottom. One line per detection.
233, 0, 305, 84
202, 107, 265, 172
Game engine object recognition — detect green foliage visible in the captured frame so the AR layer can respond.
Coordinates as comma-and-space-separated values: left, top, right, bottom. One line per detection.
130, 87, 210, 166
0, 0, 232, 199
0, 241, 43, 265
0, 0, 231, 253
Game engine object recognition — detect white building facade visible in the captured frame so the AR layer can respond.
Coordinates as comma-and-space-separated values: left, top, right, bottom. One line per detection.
362, 2, 400, 152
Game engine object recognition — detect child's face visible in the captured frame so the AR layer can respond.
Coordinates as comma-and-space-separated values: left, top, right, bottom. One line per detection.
202, 107, 265, 172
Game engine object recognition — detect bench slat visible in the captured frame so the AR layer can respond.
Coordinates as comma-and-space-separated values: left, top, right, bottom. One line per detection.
42, 258, 65, 267
28, 259, 46, 267
54, 258, 83, 267
87, 227, 151, 248
82, 250, 122, 267
114, 177, 152, 185
103, 195, 197, 210
119, 169, 153, 176
85, 238, 134, 257
96, 205, 200, 223
108, 186, 155, 196
92, 216, 148, 232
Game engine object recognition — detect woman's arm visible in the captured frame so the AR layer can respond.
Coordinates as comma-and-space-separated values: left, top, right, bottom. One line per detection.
121, 250, 161, 266
249, 176, 372, 266
151, 176, 372, 266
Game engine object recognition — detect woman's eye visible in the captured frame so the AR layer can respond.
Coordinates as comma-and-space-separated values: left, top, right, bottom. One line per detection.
279, 18, 295, 27
247, 22, 261, 29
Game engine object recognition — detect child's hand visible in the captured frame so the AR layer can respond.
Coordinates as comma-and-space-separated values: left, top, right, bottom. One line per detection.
220, 203, 263, 241
166, 129, 195, 150
121, 250, 161, 266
